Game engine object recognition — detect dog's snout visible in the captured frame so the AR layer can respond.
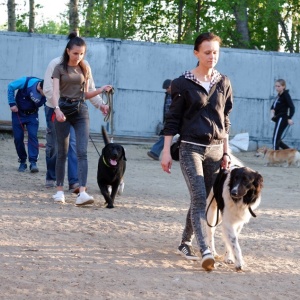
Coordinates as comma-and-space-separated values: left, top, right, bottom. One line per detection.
111, 153, 118, 159
231, 190, 238, 196
230, 186, 238, 196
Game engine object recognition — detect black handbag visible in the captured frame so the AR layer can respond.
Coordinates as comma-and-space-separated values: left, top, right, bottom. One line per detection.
59, 81, 85, 116
59, 98, 83, 116
170, 138, 180, 161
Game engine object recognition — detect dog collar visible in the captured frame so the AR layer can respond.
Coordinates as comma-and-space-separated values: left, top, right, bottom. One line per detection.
102, 156, 111, 168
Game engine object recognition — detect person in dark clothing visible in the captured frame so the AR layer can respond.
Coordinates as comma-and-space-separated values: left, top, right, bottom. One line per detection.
7, 76, 46, 172
271, 79, 295, 150
161, 32, 233, 271
147, 79, 172, 161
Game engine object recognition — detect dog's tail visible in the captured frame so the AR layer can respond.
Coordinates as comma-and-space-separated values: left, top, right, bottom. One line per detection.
101, 125, 110, 146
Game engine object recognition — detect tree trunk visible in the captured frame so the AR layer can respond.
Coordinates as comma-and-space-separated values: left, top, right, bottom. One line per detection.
69, 0, 80, 35
178, 0, 183, 43
276, 11, 293, 53
196, 0, 201, 33
85, 0, 95, 36
29, 0, 35, 33
232, 0, 250, 48
7, 0, 16, 31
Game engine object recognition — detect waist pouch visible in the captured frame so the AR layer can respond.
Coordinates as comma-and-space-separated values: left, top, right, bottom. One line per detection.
59, 97, 84, 116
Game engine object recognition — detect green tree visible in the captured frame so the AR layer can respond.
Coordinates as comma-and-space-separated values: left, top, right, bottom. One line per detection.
3, 0, 300, 53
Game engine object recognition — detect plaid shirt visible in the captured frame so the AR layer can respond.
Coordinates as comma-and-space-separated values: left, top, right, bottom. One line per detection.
182, 69, 223, 91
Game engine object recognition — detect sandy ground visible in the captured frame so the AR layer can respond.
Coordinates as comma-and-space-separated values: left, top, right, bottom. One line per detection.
0, 133, 299, 300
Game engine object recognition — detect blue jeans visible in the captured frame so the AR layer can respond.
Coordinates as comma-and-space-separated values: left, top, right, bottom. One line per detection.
67, 126, 78, 185
12, 112, 39, 163
54, 103, 89, 187
150, 135, 164, 157
45, 106, 78, 184
179, 142, 223, 254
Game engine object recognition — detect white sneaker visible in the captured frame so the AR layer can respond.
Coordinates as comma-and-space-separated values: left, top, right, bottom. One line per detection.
52, 191, 65, 203
201, 249, 215, 271
118, 181, 125, 195
76, 191, 94, 206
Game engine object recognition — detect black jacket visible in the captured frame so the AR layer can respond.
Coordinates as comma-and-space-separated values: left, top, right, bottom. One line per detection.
271, 89, 295, 120
164, 71, 233, 145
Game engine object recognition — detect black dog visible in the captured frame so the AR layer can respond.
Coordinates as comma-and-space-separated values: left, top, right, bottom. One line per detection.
97, 126, 126, 208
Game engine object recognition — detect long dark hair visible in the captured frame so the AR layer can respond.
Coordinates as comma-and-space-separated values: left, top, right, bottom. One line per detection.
61, 32, 88, 79
194, 32, 222, 51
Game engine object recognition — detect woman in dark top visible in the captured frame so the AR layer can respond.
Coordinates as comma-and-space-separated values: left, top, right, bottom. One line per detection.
51, 32, 112, 205
161, 32, 233, 271
271, 79, 295, 150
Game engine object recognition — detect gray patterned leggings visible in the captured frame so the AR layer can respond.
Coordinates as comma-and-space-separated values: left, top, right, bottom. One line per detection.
179, 142, 223, 254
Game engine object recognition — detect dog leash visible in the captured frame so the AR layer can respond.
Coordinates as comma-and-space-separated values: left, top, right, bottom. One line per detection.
89, 134, 101, 157
206, 195, 221, 228
205, 168, 227, 228
102, 88, 114, 122
90, 88, 114, 156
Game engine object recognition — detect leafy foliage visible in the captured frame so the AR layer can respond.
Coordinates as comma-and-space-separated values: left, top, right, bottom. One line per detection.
3, 0, 300, 52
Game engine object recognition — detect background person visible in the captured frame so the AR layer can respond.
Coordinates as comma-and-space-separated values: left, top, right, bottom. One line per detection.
147, 79, 172, 161
161, 32, 233, 271
270, 79, 295, 150
7, 76, 46, 172
51, 32, 112, 205
43, 55, 109, 191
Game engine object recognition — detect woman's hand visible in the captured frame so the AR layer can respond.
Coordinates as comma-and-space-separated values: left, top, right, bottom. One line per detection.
161, 150, 172, 174
98, 85, 113, 94
99, 104, 109, 115
54, 108, 66, 122
288, 119, 294, 125
161, 136, 174, 173
221, 153, 231, 170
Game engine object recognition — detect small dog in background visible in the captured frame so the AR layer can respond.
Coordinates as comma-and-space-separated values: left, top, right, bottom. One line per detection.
97, 126, 126, 208
256, 146, 300, 167
206, 166, 263, 271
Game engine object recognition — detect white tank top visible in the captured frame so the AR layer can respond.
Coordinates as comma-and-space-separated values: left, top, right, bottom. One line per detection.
200, 81, 210, 93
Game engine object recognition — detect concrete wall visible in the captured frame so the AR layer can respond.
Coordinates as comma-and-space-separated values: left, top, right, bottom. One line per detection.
0, 31, 299, 148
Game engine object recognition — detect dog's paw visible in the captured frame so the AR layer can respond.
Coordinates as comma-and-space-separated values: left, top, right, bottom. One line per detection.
224, 253, 235, 265
106, 203, 114, 209
224, 258, 234, 265
235, 265, 244, 272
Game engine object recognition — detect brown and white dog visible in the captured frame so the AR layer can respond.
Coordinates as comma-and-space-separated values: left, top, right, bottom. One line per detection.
256, 146, 300, 167
206, 166, 263, 271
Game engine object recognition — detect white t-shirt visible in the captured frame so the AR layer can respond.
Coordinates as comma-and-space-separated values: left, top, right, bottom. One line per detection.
201, 81, 210, 93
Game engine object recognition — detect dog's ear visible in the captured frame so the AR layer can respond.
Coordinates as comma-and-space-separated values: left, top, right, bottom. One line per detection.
254, 172, 263, 191
122, 147, 127, 161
